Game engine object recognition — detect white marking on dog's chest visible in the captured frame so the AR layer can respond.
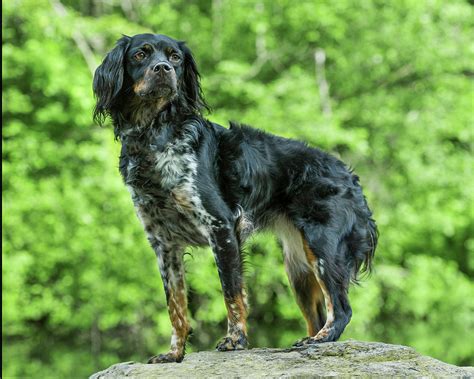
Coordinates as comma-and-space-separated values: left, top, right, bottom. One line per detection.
152, 133, 203, 215
124, 123, 215, 244
154, 141, 196, 190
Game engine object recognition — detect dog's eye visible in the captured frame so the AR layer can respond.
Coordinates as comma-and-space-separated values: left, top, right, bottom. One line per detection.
169, 53, 181, 62
134, 52, 146, 61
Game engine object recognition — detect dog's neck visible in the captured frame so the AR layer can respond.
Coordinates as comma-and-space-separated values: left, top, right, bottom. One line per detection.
124, 96, 171, 127
114, 103, 196, 141
113, 96, 170, 140
114, 95, 199, 140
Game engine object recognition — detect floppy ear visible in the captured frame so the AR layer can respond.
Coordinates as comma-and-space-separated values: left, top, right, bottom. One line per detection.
178, 41, 210, 114
93, 36, 131, 125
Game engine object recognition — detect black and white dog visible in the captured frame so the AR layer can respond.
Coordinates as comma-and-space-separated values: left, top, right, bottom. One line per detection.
93, 33, 378, 363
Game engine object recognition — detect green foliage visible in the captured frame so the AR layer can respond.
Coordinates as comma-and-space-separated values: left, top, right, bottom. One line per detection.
3, 0, 473, 377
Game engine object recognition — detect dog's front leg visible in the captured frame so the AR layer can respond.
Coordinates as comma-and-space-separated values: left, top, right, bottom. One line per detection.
210, 222, 249, 351
147, 237, 191, 363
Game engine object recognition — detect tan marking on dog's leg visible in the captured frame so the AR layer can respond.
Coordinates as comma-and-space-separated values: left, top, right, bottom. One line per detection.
300, 275, 325, 336
149, 247, 191, 364
302, 238, 334, 339
167, 279, 191, 358
302, 238, 317, 266
300, 238, 326, 336
276, 217, 326, 338
216, 290, 248, 351
225, 291, 248, 335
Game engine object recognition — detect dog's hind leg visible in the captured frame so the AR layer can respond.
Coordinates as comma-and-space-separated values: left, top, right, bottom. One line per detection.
147, 237, 191, 363
286, 264, 327, 337
274, 216, 326, 337
293, 226, 353, 345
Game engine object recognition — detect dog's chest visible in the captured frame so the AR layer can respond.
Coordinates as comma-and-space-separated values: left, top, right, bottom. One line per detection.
120, 124, 212, 244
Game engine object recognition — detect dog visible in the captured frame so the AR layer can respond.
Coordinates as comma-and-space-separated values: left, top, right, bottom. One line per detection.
93, 33, 378, 364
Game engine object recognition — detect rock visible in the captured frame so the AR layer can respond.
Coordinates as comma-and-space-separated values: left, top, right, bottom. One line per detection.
90, 340, 473, 378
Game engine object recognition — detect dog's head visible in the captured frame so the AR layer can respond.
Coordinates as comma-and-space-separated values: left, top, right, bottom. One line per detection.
93, 33, 208, 126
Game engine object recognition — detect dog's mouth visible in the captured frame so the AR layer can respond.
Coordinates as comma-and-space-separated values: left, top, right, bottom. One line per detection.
133, 76, 177, 101
137, 85, 174, 99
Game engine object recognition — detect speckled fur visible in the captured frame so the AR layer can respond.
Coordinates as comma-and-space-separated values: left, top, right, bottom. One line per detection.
120, 120, 215, 246
93, 33, 378, 364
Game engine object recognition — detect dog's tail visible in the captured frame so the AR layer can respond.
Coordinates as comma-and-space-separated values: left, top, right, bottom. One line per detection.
363, 217, 378, 274
347, 216, 378, 283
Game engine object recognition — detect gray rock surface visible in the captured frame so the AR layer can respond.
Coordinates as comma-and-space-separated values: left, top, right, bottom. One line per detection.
90, 340, 474, 378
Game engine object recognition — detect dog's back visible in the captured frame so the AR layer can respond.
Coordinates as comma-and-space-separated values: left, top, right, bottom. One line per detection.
215, 120, 378, 342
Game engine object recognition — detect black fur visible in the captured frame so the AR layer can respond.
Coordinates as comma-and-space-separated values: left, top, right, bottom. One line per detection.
93, 33, 378, 363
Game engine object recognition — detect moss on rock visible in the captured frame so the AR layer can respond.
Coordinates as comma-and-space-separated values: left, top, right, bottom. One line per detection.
90, 340, 474, 378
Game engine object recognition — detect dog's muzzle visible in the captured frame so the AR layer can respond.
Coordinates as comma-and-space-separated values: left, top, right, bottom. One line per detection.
134, 64, 177, 99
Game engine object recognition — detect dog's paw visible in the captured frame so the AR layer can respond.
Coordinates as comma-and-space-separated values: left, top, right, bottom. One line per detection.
293, 336, 327, 347
147, 352, 183, 364
292, 327, 336, 347
292, 336, 313, 347
216, 335, 248, 351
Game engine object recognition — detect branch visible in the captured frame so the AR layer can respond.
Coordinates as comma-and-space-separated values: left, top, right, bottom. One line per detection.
314, 48, 332, 117
242, 1, 270, 80
212, 0, 223, 61
50, 0, 97, 75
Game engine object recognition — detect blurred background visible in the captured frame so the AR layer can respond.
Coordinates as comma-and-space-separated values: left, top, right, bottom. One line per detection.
3, 0, 473, 377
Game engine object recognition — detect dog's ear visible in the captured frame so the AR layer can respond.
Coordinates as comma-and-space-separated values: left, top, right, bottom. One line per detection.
178, 41, 210, 114
93, 35, 131, 125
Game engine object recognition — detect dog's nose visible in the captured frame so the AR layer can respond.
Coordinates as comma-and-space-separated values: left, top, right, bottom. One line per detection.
153, 62, 172, 73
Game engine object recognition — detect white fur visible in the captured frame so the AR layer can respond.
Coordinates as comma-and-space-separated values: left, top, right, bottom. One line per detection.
273, 215, 312, 275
